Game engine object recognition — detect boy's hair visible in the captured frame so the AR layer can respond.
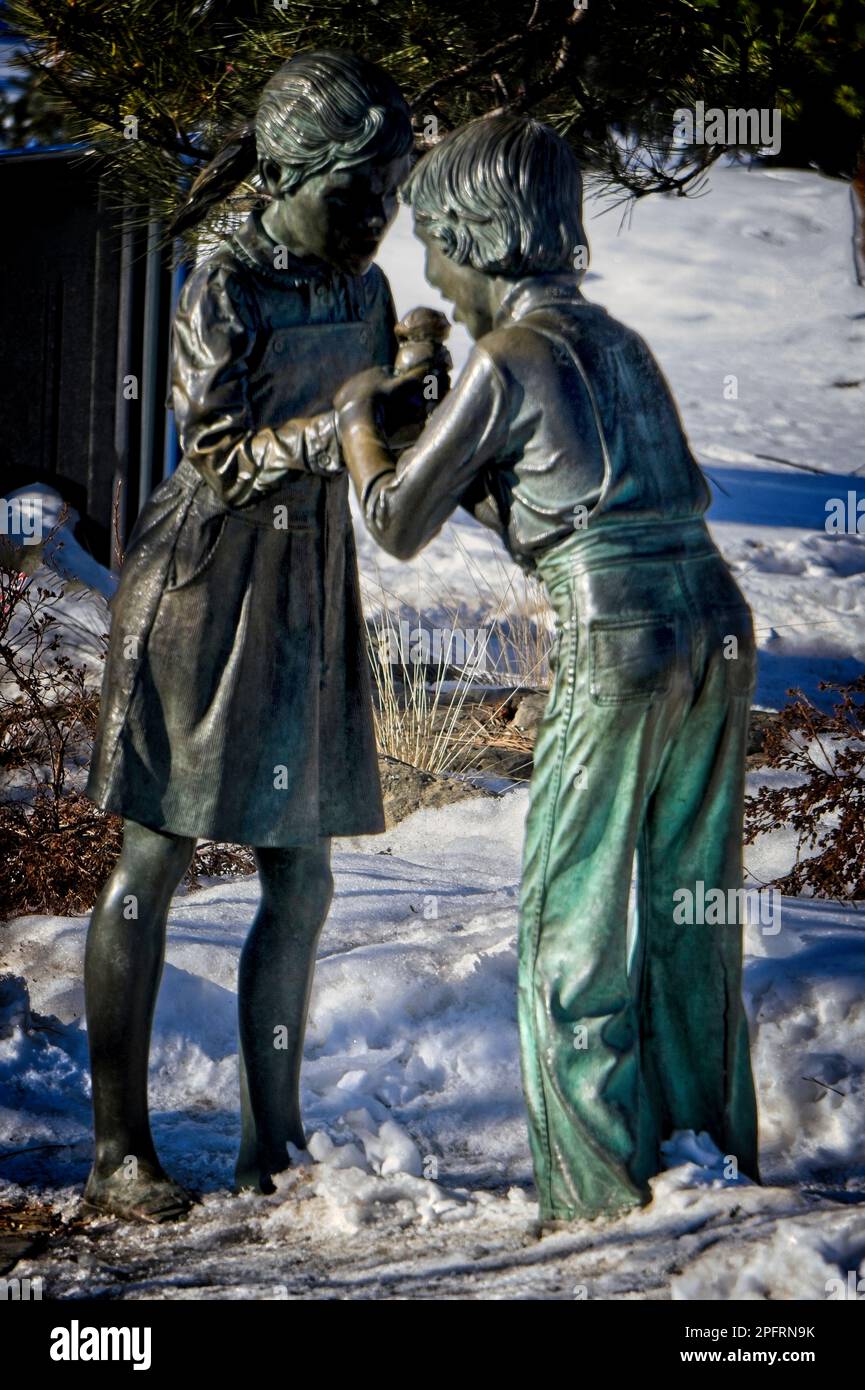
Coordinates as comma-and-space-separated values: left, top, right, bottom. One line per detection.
257, 48, 414, 190
402, 114, 587, 277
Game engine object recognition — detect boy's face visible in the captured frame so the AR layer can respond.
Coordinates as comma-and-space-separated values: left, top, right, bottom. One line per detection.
416, 226, 496, 340
262, 153, 410, 275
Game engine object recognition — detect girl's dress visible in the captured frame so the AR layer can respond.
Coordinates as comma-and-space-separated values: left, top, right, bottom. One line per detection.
87, 211, 392, 846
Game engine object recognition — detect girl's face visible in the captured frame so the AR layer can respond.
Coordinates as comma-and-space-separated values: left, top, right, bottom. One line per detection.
262, 153, 410, 275
416, 227, 496, 340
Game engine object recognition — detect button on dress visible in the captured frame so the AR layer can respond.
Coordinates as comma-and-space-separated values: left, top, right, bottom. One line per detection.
87, 212, 393, 846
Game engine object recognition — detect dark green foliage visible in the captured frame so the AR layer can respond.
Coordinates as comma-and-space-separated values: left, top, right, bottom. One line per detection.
2, 1, 861, 252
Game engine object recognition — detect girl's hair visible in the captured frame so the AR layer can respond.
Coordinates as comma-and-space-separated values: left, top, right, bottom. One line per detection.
402, 114, 588, 277
170, 49, 412, 237
256, 48, 413, 188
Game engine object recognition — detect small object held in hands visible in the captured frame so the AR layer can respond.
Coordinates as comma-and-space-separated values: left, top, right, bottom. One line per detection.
394, 306, 452, 374
389, 307, 452, 447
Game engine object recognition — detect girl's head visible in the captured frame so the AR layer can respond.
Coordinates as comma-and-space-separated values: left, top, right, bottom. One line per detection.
403, 114, 588, 336
256, 49, 414, 274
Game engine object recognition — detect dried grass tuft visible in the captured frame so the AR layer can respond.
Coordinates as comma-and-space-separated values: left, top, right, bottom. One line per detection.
745, 676, 865, 900
0, 789, 123, 920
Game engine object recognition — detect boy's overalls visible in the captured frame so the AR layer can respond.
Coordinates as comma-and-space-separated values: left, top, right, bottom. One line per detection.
525, 517, 759, 1220
352, 274, 761, 1220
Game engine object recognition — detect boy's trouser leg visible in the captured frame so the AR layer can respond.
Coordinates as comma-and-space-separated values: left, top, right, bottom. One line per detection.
518, 553, 759, 1220
518, 605, 684, 1221
637, 652, 760, 1182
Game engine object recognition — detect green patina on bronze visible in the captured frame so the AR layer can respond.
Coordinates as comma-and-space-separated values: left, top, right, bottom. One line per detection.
339, 113, 761, 1220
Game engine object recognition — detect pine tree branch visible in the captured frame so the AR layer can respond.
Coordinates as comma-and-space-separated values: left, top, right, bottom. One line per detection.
408, 7, 564, 113
491, 11, 587, 116
23, 47, 213, 164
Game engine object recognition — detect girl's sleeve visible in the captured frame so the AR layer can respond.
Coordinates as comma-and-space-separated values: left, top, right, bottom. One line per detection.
172, 263, 343, 507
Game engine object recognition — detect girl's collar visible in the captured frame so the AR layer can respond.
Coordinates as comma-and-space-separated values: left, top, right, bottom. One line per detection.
229, 210, 335, 288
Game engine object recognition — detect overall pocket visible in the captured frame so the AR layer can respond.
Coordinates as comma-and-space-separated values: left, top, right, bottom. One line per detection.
165, 499, 229, 593
254, 321, 384, 417
711, 603, 757, 697
589, 615, 677, 705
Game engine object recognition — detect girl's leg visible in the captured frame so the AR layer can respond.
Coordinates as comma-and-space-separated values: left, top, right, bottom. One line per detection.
83, 818, 197, 1220
235, 840, 333, 1193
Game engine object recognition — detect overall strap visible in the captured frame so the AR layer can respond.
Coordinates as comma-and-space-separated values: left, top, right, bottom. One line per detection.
519, 311, 612, 518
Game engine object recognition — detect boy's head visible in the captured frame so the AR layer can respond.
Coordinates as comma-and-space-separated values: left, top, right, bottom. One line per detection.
403, 114, 587, 277
403, 114, 587, 338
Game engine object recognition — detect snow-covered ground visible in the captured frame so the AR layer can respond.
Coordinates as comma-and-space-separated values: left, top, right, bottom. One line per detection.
2, 159, 864, 1299
3, 792, 865, 1298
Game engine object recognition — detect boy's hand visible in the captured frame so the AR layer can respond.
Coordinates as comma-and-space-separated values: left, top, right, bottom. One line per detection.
333, 365, 392, 416
335, 366, 438, 441
334, 308, 451, 448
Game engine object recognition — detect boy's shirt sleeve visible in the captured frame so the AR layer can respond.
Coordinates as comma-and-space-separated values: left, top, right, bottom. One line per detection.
172, 264, 342, 507
358, 344, 512, 559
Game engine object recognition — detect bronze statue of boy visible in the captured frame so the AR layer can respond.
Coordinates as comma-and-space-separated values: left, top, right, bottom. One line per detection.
337, 114, 761, 1223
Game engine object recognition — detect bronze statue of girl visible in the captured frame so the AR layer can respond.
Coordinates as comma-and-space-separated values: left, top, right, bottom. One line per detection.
84, 50, 441, 1221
